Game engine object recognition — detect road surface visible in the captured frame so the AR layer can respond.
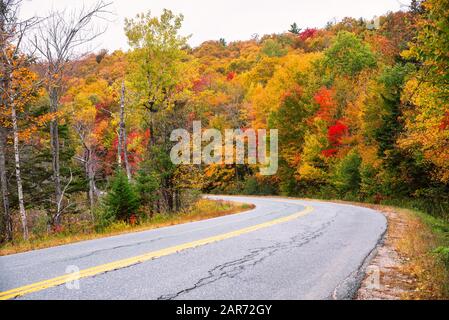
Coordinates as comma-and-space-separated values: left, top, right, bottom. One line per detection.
0, 196, 386, 300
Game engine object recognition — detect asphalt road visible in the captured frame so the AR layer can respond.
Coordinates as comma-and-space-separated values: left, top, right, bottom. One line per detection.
0, 196, 386, 300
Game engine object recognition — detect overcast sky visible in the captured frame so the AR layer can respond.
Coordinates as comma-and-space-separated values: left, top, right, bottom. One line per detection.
20, 0, 411, 52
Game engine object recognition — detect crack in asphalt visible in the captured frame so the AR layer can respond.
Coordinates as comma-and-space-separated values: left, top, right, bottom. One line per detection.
14, 214, 331, 300
45, 206, 300, 265
10, 207, 320, 298
2, 197, 389, 300
54, 237, 167, 264
7, 204, 300, 271
157, 217, 336, 300
56, 211, 296, 264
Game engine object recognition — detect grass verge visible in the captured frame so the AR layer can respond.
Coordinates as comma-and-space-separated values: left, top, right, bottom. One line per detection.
393, 207, 449, 299
0, 199, 254, 256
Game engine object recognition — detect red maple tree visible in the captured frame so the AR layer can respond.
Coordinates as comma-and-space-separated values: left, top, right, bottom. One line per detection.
299, 28, 318, 41
314, 87, 335, 122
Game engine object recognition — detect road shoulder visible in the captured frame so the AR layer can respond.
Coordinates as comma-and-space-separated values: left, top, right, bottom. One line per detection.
356, 206, 415, 299
355, 204, 449, 300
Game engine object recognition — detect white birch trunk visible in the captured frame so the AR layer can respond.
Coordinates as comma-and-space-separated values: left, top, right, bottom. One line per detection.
10, 102, 28, 240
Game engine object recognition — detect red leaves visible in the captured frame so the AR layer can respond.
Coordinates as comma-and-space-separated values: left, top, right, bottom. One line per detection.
312, 87, 346, 158
226, 71, 236, 81
105, 130, 150, 175
314, 87, 336, 122
322, 120, 349, 158
321, 148, 338, 158
314, 87, 334, 108
328, 120, 348, 146
299, 28, 318, 41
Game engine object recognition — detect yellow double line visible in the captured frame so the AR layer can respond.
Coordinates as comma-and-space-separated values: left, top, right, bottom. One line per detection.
0, 206, 313, 300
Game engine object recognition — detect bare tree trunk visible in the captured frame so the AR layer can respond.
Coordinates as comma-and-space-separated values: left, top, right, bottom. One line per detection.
10, 102, 28, 240
118, 81, 132, 180
87, 159, 95, 215
49, 87, 62, 226
117, 81, 125, 168
0, 126, 12, 242
0, 0, 40, 240
81, 147, 96, 218
117, 81, 125, 167
123, 129, 132, 180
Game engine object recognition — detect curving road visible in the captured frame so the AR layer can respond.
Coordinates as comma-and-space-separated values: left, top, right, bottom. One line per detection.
0, 196, 386, 300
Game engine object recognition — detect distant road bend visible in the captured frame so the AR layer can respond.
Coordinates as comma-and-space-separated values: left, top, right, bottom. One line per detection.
0, 196, 386, 300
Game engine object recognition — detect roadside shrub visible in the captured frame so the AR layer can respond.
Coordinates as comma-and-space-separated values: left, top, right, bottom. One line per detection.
242, 177, 278, 195
179, 189, 202, 210
31, 214, 50, 236
96, 170, 140, 230
242, 177, 259, 195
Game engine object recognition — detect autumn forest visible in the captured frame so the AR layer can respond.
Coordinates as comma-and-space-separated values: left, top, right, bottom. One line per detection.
0, 0, 448, 248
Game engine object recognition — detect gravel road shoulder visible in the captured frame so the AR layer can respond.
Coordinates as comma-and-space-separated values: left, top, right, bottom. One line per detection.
356, 206, 416, 300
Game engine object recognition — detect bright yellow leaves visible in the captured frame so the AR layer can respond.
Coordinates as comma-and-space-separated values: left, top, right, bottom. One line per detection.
400, 79, 449, 182
62, 78, 112, 156
296, 131, 327, 183
247, 52, 322, 128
